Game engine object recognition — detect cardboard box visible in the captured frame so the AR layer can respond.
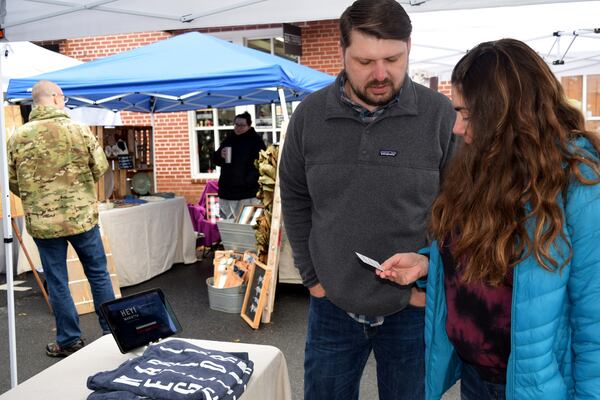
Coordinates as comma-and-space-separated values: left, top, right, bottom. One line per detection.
67, 235, 122, 315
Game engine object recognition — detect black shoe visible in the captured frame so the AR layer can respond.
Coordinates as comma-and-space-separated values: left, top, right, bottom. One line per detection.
46, 338, 85, 357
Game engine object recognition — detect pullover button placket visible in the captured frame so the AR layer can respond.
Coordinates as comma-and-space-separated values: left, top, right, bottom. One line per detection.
358, 128, 371, 162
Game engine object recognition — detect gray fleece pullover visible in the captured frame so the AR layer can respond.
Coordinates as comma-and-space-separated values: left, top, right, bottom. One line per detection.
279, 73, 456, 316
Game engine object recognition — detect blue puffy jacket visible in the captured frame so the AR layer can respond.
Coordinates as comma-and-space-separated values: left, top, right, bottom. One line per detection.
422, 138, 600, 399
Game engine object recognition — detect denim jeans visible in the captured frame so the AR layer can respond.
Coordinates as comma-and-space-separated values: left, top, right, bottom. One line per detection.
34, 225, 115, 347
460, 363, 506, 400
304, 296, 425, 400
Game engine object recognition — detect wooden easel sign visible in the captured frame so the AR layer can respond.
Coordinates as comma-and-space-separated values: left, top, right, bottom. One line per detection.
240, 260, 272, 329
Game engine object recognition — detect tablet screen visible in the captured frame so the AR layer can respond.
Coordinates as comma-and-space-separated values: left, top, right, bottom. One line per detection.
100, 289, 182, 353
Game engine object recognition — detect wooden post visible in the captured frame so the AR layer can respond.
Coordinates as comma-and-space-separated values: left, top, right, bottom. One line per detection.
261, 121, 288, 323
11, 219, 52, 313
94, 126, 106, 201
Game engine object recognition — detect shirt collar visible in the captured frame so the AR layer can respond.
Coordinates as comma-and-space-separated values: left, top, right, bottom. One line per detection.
325, 72, 419, 121
339, 71, 401, 121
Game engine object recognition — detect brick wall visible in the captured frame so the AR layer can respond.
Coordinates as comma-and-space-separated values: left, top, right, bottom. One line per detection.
55, 31, 172, 62
45, 23, 451, 204
438, 81, 452, 97
298, 20, 343, 76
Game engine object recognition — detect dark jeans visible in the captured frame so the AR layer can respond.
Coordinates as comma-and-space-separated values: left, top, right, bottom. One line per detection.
304, 296, 425, 400
461, 363, 506, 400
34, 225, 115, 347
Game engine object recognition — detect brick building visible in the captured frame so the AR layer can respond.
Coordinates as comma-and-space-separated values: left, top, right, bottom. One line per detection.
36, 21, 598, 203
36, 21, 349, 203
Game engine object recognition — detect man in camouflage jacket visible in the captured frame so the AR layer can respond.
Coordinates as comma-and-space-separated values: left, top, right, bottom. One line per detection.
8, 80, 115, 357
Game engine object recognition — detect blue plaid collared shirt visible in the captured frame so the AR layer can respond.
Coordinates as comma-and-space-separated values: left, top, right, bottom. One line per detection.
339, 71, 400, 327
339, 71, 401, 125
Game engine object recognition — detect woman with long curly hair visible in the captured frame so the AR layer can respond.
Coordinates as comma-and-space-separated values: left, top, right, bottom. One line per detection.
377, 38, 600, 399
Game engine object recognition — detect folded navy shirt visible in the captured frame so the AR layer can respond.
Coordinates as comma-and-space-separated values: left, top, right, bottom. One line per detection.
87, 339, 253, 400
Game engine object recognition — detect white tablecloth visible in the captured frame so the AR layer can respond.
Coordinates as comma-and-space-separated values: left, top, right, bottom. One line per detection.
0, 335, 292, 400
17, 197, 197, 287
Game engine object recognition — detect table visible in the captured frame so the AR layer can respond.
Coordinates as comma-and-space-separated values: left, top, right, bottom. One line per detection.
0, 335, 292, 400
17, 197, 197, 287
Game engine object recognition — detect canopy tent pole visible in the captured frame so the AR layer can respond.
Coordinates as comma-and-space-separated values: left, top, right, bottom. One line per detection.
0, 51, 19, 388
262, 87, 290, 323
150, 111, 157, 194
277, 88, 289, 124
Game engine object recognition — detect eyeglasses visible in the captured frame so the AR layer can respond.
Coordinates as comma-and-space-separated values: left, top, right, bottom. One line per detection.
53, 93, 69, 104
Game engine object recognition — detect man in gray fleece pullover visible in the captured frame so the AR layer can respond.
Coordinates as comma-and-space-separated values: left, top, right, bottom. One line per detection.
279, 1, 456, 399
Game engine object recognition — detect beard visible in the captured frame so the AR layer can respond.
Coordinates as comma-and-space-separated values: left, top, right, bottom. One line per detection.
346, 77, 402, 108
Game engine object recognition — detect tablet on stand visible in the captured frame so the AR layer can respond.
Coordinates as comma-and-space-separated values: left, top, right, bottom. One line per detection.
100, 288, 182, 354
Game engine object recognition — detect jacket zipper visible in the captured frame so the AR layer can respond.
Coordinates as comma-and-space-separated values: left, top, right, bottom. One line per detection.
507, 266, 518, 400
426, 245, 441, 400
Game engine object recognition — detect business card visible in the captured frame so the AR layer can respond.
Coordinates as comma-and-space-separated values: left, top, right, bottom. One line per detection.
355, 252, 384, 271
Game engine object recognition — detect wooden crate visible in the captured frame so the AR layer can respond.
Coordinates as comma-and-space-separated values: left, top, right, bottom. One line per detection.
67, 235, 121, 315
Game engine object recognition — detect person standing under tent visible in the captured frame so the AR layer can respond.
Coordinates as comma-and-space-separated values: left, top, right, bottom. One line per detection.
279, 0, 456, 398
8, 80, 115, 357
378, 39, 600, 399
212, 111, 266, 221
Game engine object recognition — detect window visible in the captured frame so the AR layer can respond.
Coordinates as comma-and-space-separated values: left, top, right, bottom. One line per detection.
188, 29, 300, 179
561, 74, 600, 133
586, 74, 600, 118
189, 102, 298, 178
190, 107, 235, 176
561, 75, 583, 111
247, 37, 298, 62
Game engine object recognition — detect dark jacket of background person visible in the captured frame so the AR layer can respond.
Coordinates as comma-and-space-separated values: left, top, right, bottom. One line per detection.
212, 127, 266, 200
279, 74, 456, 316
8, 105, 108, 239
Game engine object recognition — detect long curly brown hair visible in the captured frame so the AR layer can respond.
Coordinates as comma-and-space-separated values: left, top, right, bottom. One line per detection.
430, 38, 600, 286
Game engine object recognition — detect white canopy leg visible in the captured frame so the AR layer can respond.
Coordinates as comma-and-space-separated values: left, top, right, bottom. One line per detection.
0, 56, 19, 387
151, 111, 157, 193
277, 88, 289, 124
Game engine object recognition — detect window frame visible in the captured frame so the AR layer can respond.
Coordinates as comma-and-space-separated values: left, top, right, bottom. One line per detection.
584, 74, 600, 120
188, 28, 301, 180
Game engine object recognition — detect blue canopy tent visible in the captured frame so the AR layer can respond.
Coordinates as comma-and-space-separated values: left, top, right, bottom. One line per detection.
6, 30, 334, 220
2, 31, 333, 387
7, 32, 334, 112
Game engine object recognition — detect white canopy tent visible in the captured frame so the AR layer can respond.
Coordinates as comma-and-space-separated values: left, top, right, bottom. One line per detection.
2, 1, 598, 80
1, 41, 122, 125
408, 2, 600, 80
1, 42, 84, 87
2, 0, 598, 42
1, 0, 599, 391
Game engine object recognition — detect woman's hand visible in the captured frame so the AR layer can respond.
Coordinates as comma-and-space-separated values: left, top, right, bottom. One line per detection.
376, 252, 429, 286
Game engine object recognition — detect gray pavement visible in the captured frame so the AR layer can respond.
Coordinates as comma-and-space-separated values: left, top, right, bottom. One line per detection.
1, 255, 458, 399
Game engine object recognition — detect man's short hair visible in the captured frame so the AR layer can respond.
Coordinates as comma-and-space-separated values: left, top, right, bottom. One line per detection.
31, 80, 58, 105
340, 0, 412, 49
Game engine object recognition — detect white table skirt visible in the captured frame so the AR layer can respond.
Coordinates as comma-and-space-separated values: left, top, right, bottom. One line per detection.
0, 335, 292, 400
17, 197, 197, 287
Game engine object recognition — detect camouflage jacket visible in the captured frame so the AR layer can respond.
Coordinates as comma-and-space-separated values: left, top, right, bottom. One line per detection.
8, 105, 108, 239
